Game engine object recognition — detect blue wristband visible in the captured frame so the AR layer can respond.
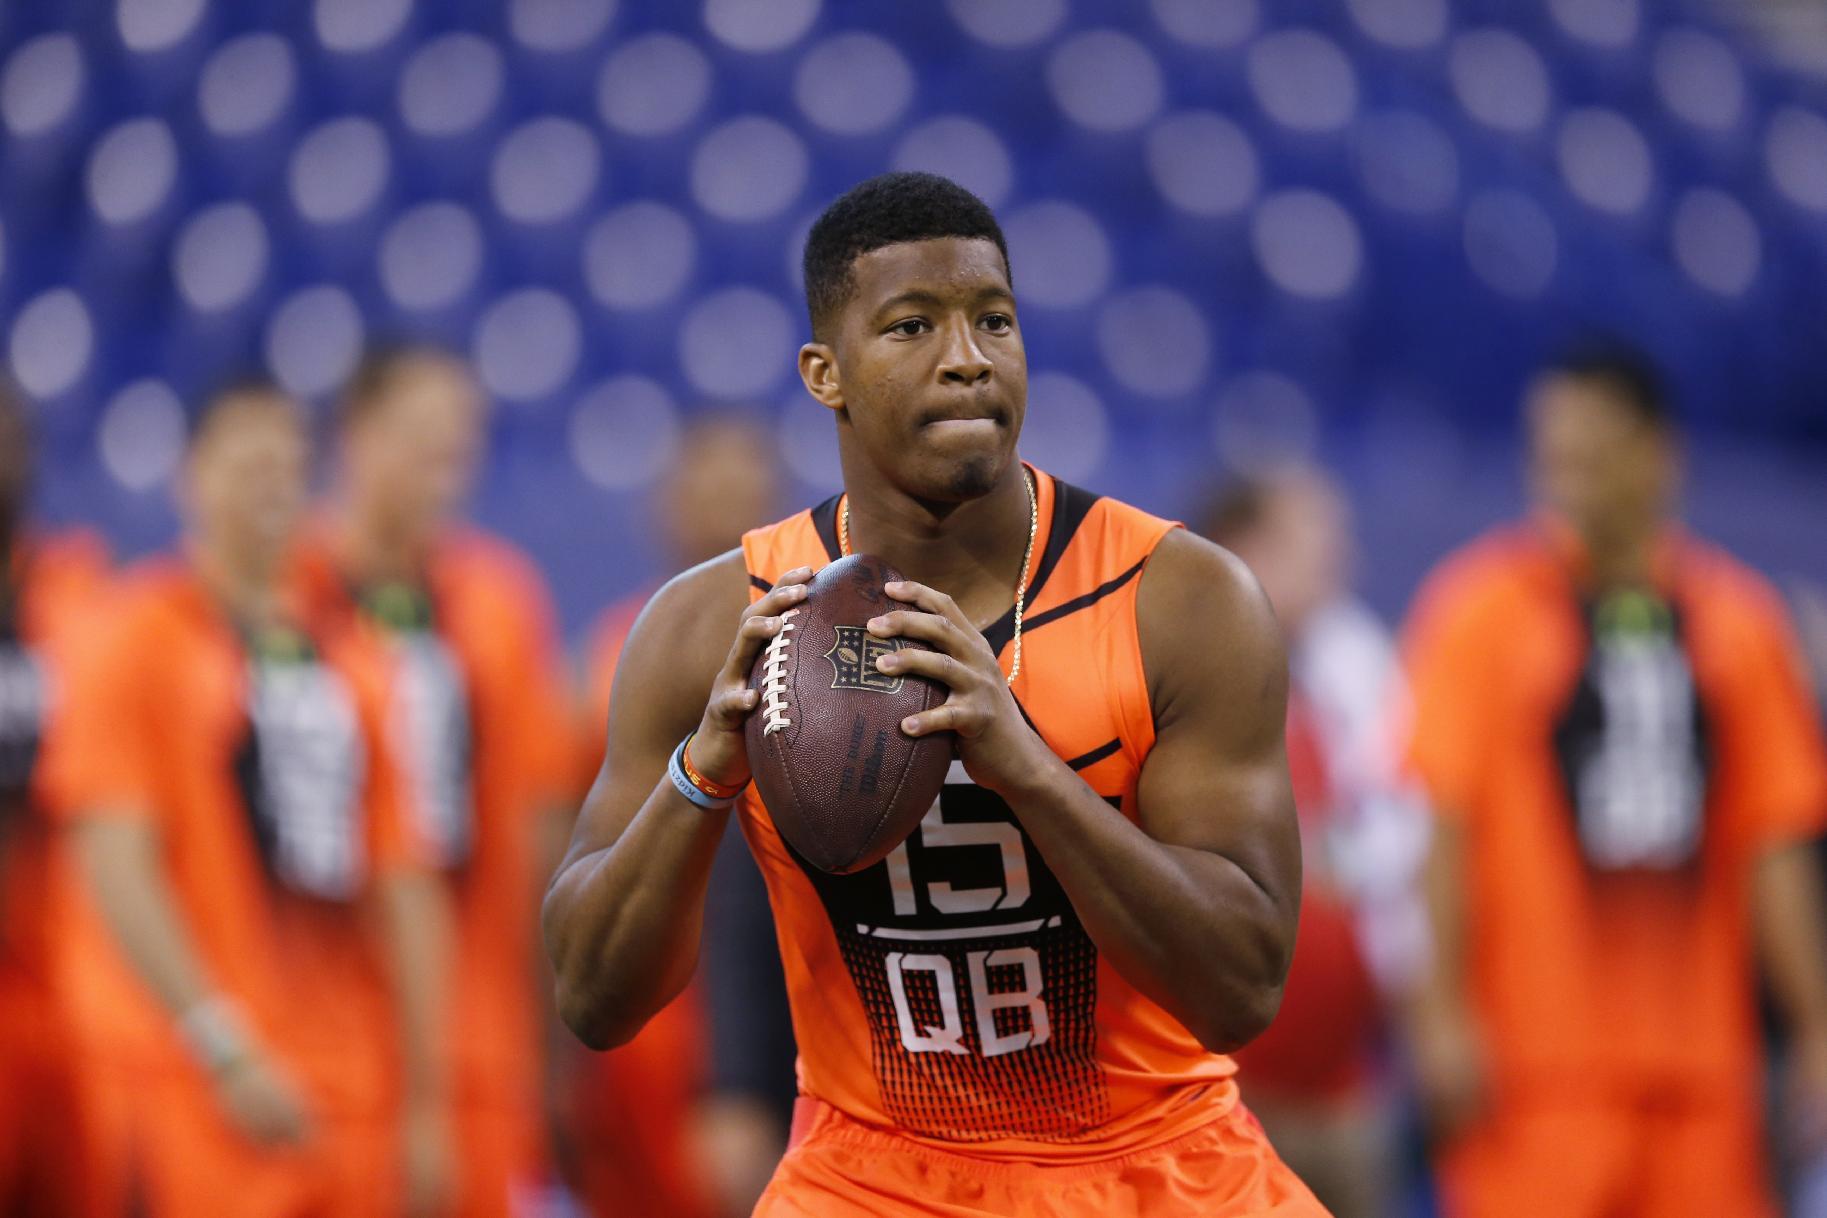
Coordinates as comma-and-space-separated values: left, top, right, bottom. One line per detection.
668, 738, 739, 811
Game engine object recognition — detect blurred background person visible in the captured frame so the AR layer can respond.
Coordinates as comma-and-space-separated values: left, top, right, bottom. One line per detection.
566, 413, 796, 1218
1399, 345, 1827, 1218
289, 346, 573, 1217
54, 382, 449, 1217
0, 382, 113, 1216
1202, 465, 1431, 1218
2, 3, 1826, 1214
1779, 576, 1827, 1218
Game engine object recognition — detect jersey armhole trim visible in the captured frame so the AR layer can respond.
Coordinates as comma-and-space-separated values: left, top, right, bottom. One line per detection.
1116, 523, 1181, 774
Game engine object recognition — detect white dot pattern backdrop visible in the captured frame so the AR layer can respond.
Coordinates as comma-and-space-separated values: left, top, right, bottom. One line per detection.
1, 0, 1824, 627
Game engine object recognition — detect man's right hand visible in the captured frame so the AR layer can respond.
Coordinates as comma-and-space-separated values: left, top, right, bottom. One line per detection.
684, 567, 815, 790
213, 1051, 314, 1147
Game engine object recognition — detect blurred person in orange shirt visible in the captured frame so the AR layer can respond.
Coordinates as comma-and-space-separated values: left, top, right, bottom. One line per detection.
568, 413, 795, 1218
1399, 344, 1827, 1218
0, 382, 114, 1216
54, 381, 451, 1217
1204, 466, 1430, 1218
290, 346, 573, 1218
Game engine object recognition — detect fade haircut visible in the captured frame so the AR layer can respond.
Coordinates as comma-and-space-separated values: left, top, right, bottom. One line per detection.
1544, 339, 1673, 430
802, 172, 1010, 341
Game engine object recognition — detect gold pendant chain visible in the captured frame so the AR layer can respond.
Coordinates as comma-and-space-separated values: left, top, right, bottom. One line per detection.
840, 468, 1038, 685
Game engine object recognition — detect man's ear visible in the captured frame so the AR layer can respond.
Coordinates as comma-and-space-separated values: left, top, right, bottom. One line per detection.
798, 342, 844, 412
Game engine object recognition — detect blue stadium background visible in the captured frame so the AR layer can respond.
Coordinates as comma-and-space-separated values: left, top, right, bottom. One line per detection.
3, 0, 1824, 636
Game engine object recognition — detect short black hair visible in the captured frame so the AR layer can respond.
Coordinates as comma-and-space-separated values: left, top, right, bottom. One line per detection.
1543, 339, 1672, 429
802, 172, 1010, 340
189, 373, 296, 450
337, 340, 463, 430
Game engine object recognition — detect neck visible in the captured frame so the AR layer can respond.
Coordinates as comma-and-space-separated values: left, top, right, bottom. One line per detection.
332, 495, 429, 587
189, 539, 282, 631
840, 454, 1033, 630
1578, 519, 1660, 591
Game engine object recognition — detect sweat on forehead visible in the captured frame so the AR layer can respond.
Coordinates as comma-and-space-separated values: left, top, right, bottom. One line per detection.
802, 171, 1011, 339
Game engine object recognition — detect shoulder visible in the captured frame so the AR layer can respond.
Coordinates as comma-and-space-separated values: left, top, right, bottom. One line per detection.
107, 559, 191, 626
1675, 534, 1785, 617
1136, 527, 1262, 620
1049, 479, 1174, 563
68, 559, 197, 685
30, 527, 110, 584
1136, 529, 1284, 722
19, 529, 112, 643
1672, 534, 1799, 652
622, 550, 752, 676
433, 527, 562, 639
438, 526, 551, 595
1404, 525, 1544, 640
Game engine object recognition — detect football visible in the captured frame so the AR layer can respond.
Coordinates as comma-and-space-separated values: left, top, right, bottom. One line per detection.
746, 554, 953, 874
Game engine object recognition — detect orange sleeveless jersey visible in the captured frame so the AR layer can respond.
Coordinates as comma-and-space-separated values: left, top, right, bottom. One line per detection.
737, 467, 1239, 1164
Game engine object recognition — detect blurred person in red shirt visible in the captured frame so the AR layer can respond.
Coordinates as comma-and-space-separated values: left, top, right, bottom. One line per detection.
0, 382, 114, 1216
1400, 344, 1827, 1218
289, 347, 573, 1217
54, 381, 450, 1217
568, 413, 795, 1218
1204, 465, 1430, 1218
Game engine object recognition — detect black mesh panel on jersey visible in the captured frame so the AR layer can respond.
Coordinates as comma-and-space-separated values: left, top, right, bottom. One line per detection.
789, 778, 1110, 1141
1552, 588, 1713, 875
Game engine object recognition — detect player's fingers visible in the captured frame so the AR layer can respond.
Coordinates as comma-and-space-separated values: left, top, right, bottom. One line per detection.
772, 565, 817, 589
864, 608, 967, 655
874, 646, 973, 691
884, 580, 972, 630
901, 699, 978, 739
724, 610, 795, 679
744, 580, 810, 622
706, 685, 760, 728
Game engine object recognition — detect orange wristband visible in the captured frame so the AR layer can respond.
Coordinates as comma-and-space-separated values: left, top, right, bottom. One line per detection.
681, 733, 746, 801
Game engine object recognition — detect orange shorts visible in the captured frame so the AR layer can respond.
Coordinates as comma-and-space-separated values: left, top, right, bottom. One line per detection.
756, 1098, 1329, 1217
1438, 1084, 1777, 1218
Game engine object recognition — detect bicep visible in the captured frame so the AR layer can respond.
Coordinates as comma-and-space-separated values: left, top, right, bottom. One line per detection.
1134, 532, 1301, 915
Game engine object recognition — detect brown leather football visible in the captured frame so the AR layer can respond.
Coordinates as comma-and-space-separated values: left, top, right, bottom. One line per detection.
746, 553, 953, 874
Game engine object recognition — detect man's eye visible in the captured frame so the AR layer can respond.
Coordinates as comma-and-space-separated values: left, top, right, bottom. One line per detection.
981, 313, 1012, 333
889, 319, 927, 337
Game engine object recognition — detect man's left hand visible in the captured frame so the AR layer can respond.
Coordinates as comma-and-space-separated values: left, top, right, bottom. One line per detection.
867, 580, 1055, 797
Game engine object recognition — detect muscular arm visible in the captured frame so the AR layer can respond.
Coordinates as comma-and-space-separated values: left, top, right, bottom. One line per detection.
879, 529, 1301, 1052
1004, 531, 1299, 1051
542, 555, 809, 1050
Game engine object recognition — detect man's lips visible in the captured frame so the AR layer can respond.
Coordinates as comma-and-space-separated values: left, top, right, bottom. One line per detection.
918, 404, 1008, 428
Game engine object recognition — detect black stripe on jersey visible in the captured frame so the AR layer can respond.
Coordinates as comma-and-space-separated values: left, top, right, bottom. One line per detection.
983, 475, 1100, 656
1020, 556, 1147, 636
1066, 738, 1121, 771
810, 495, 843, 562
749, 574, 773, 594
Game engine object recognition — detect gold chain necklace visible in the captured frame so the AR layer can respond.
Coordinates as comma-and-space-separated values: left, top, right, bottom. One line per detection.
840, 468, 1038, 685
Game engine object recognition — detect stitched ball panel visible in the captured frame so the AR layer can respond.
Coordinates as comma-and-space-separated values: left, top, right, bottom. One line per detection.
746, 554, 952, 874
